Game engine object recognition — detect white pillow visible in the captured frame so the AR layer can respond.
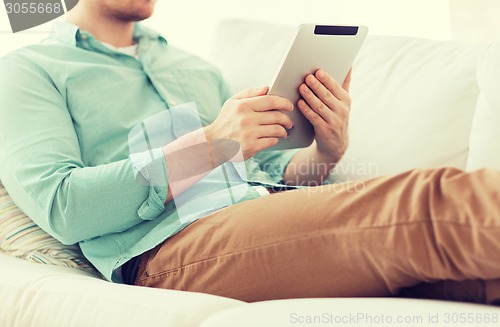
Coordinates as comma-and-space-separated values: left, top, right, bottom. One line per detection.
211, 19, 296, 95
210, 20, 487, 181
466, 41, 500, 171
333, 36, 486, 181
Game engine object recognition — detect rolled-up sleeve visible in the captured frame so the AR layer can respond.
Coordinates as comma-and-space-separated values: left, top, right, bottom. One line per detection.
129, 148, 168, 220
0, 56, 168, 245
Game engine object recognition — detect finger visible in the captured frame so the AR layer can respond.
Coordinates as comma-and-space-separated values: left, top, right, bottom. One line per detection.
297, 98, 325, 126
315, 70, 349, 101
305, 74, 342, 111
298, 99, 347, 137
258, 111, 293, 129
342, 68, 352, 93
258, 124, 288, 139
299, 83, 335, 123
241, 95, 293, 112
232, 86, 269, 99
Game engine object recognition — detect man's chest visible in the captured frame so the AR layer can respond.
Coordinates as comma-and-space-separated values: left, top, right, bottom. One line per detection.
57, 56, 223, 165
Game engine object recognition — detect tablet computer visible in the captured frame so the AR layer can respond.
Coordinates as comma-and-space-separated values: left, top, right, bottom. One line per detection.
265, 24, 369, 151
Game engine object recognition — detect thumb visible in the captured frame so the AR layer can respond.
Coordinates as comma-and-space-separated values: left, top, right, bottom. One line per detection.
342, 68, 352, 93
232, 85, 269, 99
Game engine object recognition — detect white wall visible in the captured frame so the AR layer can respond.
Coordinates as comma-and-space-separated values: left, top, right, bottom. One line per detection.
2, 0, 500, 58
450, 0, 500, 43
0, 0, 451, 58
144, 0, 451, 59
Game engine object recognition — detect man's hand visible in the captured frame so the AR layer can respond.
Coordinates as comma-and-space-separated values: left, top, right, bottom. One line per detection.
297, 69, 352, 163
204, 86, 293, 160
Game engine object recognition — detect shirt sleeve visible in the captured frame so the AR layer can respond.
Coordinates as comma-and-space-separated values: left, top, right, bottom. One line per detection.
0, 55, 168, 245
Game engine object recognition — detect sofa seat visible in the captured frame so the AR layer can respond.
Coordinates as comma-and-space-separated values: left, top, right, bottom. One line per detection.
2, 252, 497, 327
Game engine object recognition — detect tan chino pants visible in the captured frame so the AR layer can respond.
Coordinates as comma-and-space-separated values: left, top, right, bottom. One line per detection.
135, 167, 500, 303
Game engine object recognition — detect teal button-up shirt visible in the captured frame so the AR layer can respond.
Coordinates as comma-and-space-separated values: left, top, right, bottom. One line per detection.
0, 22, 299, 282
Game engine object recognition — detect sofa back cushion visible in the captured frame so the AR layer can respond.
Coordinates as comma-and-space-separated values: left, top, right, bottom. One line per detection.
466, 41, 500, 171
210, 20, 487, 181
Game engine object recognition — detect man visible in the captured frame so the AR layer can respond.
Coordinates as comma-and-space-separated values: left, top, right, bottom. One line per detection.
0, 0, 499, 304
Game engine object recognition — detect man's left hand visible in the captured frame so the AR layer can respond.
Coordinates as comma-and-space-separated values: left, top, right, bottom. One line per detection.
297, 69, 352, 164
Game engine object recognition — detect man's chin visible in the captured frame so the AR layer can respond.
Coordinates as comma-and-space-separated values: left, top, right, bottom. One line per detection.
111, 1, 156, 22
116, 10, 154, 22
132, 14, 153, 22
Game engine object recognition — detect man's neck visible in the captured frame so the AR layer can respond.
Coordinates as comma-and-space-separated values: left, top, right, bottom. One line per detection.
66, 4, 135, 47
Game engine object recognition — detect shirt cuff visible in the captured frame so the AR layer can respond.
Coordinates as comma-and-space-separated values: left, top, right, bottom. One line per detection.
129, 148, 169, 220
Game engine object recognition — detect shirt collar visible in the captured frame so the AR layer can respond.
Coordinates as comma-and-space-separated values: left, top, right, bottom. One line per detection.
133, 24, 167, 44
48, 20, 168, 48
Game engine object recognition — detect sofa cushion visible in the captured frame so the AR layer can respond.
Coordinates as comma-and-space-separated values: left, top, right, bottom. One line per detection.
210, 20, 487, 181
211, 19, 296, 95
335, 36, 486, 181
200, 297, 499, 327
0, 181, 99, 276
0, 252, 244, 327
467, 41, 500, 171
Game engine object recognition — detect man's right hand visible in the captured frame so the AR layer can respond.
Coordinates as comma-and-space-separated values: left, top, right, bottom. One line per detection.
204, 86, 294, 160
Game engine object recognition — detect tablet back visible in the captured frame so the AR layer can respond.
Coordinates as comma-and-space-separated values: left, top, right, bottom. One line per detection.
266, 24, 369, 151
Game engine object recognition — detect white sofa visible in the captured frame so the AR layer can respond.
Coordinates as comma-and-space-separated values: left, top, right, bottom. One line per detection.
1, 19, 500, 327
